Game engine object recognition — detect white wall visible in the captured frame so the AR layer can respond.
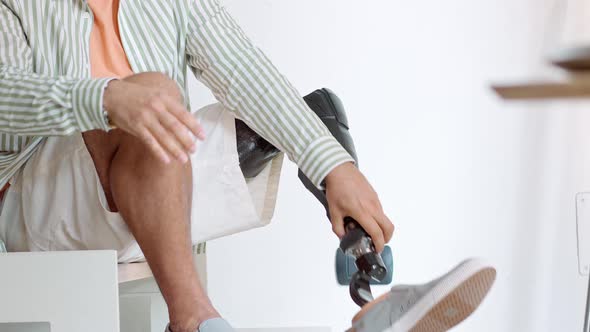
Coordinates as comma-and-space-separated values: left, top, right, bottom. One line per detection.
186, 1, 590, 331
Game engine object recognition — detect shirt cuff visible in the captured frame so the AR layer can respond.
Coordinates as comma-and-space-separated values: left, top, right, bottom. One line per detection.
71, 77, 118, 132
297, 135, 356, 189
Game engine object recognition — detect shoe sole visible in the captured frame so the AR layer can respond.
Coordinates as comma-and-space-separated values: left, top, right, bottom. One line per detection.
389, 258, 496, 332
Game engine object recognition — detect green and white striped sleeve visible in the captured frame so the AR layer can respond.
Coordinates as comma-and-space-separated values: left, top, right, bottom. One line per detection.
0, 1, 113, 135
185, 0, 355, 189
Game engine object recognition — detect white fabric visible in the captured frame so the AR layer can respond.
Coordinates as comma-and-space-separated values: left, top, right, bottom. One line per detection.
0, 103, 283, 263
190, 104, 284, 243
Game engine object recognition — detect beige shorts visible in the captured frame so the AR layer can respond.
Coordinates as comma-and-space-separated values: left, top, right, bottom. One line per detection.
0, 103, 283, 263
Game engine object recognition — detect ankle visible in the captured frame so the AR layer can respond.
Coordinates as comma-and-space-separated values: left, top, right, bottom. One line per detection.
169, 305, 220, 332
168, 318, 199, 332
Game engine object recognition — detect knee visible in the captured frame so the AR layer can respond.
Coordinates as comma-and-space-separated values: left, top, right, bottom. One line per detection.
116, 130, 191, 173
122, 72, 183, 102
111, 72, 191, 169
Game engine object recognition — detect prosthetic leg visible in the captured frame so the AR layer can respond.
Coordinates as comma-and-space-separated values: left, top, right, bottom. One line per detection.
236, 88, 391, 307
236, 92, 497, 332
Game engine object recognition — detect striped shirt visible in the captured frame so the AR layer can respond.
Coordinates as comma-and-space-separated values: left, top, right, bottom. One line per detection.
0, 0, 354, 188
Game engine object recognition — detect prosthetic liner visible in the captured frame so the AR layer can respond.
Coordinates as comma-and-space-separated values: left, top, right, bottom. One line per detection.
236, 88, 387, 307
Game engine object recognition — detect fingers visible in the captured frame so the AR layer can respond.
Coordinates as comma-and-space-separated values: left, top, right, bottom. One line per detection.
140, 98, 189, 163
330, 210, 346, 239
138, 128, 171, 164
111, 82, 203, 163
147, 117, 189, 163
370, 194, 394, 244
325, 166, 393, 252
162, 95, 205, 140
375, 212, 394, 244
157, 108, 197, 154
355, 213, 386, 253
145, 95, 206, 163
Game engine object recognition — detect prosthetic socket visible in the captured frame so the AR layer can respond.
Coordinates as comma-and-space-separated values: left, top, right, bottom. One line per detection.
236, 88, 387, 307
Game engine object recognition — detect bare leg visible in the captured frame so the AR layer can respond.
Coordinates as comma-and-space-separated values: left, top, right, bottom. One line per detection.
83, 72, 216, 332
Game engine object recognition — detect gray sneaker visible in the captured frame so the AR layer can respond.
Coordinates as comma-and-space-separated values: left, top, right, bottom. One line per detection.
165, 318, 235, 332
349, 258, 496, 332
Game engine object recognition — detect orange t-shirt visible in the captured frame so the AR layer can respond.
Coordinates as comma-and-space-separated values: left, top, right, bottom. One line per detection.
87, 0, 134, 78
1, 0, 132, 199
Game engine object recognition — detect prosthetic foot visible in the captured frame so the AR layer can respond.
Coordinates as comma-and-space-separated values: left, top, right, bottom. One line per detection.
236, 88, 390, 307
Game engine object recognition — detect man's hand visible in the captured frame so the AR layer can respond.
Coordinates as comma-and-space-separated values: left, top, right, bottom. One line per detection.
325, 162, 394, 252
103, 79, 205, 164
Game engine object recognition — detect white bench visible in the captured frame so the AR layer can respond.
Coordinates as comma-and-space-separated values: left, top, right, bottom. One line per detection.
0, 247, 330, 332
0, 250, 120, 332
0, 245, 208, 332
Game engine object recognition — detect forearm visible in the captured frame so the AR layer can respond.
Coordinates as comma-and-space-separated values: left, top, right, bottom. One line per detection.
204, 63, 353, 187
186, 0, 354, 187
0, 66, 114, 135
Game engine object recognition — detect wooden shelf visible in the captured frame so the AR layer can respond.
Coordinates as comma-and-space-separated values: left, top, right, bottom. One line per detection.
492, 73, 590, 100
